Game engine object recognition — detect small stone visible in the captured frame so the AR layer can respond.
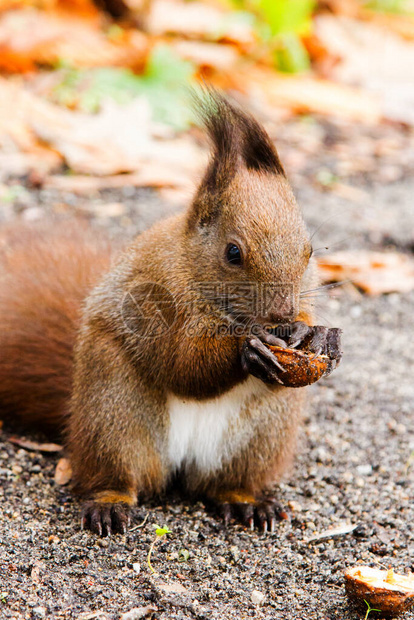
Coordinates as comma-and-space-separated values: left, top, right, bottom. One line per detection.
97, 538, 109, 548
288, 501, 302, 512
11, 465, 23, 475
32, 607, 47, 619
251, 590, 265, 605
350, 305, 362, 318
157, 581, 189, 595
48, 535, 60, 545
120, 606, 157, 620
132, 562, 140, 574
356, 464, 372, 476
330, 494, 339, 505
22, 207, 44, 222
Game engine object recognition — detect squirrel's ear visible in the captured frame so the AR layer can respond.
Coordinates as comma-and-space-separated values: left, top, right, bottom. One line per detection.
188, 89, 285, 228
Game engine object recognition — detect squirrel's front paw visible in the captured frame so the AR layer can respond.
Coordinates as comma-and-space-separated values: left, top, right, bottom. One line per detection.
241, 336, 287, 385
81, 500, 131, 536
287, 321, 343, 370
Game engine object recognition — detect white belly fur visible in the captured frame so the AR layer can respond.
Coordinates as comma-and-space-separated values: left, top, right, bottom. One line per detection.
167, 376, 266, 475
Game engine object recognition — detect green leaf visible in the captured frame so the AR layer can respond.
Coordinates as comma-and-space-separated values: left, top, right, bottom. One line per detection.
52, 44, 196, 130
257, 0, 315, 36
273, 33, 310, 73
154, 525, 172, 537
225, 0, 315, 72
365, 0, 412, 13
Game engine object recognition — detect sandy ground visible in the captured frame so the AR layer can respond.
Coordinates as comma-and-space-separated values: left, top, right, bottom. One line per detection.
0, 123, 413, 620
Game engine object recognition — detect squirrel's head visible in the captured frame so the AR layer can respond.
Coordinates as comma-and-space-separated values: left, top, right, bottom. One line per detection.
184, 90, 315, 330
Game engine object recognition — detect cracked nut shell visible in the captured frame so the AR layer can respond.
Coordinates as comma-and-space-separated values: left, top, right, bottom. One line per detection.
345, 566, 414, 617
265, 345, 334, 388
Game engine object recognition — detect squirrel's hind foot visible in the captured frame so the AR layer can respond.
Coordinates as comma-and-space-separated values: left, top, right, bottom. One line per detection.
215, 491, 288, 533
81, 497, 132, 536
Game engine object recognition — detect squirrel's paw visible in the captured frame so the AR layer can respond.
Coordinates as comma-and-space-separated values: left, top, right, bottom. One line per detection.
81, 500, 131, 536
241, 336, 287, 384
218, 496, 288, 533
287, 321, 343, 369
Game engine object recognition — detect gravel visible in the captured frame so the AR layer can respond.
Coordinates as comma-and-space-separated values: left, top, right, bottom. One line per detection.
0, 120, 413, 620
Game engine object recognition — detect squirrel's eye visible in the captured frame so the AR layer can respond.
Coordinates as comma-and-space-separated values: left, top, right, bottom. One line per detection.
226, 243, 243, 266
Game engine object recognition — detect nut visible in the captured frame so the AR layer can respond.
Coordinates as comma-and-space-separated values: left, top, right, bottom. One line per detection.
345, 566, 414, 617
265, 345, 334, 388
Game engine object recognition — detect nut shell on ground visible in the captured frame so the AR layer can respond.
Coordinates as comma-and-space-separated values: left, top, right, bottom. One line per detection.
345, 566, 414, 617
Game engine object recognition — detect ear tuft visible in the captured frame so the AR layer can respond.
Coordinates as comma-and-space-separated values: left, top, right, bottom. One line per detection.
192, 87, 285, 192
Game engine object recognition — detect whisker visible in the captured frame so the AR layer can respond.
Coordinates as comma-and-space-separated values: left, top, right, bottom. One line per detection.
312, 235, 354, 255
309, 208, 353, 242
300, 280, 353, 297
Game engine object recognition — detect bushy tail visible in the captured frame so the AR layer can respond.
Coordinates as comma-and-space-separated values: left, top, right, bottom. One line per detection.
0, 221, 116, 436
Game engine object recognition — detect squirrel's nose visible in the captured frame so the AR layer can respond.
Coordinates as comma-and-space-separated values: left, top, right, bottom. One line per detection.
261, 299, 299, 326
262, 310, 297, 326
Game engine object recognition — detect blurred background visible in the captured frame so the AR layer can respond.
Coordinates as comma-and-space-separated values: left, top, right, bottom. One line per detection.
0, 0, 413, 293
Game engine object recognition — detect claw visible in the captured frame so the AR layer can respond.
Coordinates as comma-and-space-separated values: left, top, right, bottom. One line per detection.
80, 500, 132, 536
220, 503, 233, 527
216, 495, 287, 533
310, 346, 323, 360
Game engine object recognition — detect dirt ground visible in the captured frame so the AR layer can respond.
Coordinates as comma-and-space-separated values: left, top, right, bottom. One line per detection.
0, 114, 413, 620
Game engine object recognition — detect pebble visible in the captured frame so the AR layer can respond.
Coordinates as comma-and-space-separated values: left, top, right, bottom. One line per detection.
350, 305, 362, 318
48, 535, 60, 545
96, 538, 109, 548
251, 590, 265, 605
120, 606, 157, 620
356, 464, 372, 476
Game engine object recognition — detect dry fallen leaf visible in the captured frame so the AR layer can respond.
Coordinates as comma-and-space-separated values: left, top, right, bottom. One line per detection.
32, 97, 203, 176
318, 250, 414, 296
43, 166, 195, 193
0, 9, 147, 72
240, 66, 381, 124
54, 457, 72, 485
314, 15, 414, 126
146, 0, 254, 45
8, 436, 63, 452
172, 40, 239, 71
307, 523, 357, 543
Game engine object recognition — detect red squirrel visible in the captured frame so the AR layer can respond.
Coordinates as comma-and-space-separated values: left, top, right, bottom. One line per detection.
0, 92, 342, 535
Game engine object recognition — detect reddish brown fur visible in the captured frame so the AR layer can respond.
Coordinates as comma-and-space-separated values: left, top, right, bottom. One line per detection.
0, 222, 115, 434
0, 93, 321, 531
